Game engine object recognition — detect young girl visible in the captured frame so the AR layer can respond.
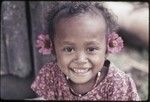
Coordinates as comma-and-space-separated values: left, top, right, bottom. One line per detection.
31, 2, 140, 100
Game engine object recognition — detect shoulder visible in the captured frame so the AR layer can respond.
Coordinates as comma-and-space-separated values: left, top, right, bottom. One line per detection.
106, 62, 130, 84
105, 62, 140, 100
38, 62, 56, 73
33, 62, 56, 81
31, 62, 57, 99
31, 61, 57, 85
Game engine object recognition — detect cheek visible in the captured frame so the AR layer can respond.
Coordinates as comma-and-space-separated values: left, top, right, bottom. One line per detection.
90, 53, 105, 70
56, 55, 69, 74
92, 56, 105, 66
56, 52, 72, 70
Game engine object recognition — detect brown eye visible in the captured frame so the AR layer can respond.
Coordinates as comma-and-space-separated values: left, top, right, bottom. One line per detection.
87, 47, 96, 52
87, 47, 99, 53
63, 47, 74, 53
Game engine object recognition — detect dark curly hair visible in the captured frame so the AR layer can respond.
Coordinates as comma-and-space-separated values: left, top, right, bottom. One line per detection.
46, 1, 118, 44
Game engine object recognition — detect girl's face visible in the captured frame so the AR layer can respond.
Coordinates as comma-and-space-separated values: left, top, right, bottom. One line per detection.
54, 14, 107, 84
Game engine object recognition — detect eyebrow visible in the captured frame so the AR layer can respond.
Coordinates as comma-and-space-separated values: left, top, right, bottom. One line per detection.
85, 41, 100, 46
62, 41, 75, 45
62, 41, 101, 46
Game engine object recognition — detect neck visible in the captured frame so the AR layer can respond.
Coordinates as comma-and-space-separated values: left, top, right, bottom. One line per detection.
67, 65, 108, 96
68, 74, 97, 95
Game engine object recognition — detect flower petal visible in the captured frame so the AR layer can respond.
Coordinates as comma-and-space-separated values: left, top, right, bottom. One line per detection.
107, 32, 124, 53
36, 33, 52, 55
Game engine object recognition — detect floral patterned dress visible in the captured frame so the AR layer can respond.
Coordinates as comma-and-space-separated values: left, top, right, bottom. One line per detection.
31, 61, 140, 101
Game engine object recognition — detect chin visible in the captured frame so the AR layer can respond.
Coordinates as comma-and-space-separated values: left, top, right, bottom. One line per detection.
70, 77, 91, 84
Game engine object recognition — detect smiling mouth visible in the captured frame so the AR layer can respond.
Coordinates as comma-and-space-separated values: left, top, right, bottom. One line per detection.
70, 68, 91, 74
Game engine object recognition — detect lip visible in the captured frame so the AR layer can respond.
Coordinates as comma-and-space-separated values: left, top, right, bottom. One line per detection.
70, 68, 91, 75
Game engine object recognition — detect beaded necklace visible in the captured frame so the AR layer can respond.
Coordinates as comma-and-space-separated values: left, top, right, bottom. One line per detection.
66, 71, 101, 97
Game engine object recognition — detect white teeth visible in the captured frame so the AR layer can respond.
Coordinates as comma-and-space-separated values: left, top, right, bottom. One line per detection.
72, 68, 89, 74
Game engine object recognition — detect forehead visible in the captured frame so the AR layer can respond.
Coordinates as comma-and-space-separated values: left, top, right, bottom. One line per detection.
54, 13, 106, 42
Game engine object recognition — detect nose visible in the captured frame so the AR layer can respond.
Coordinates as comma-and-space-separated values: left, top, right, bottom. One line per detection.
74, 51, 88, 65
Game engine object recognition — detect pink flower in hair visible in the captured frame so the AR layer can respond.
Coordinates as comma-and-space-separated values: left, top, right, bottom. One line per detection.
107, 32, 124, 53
36, 34, 52, 55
